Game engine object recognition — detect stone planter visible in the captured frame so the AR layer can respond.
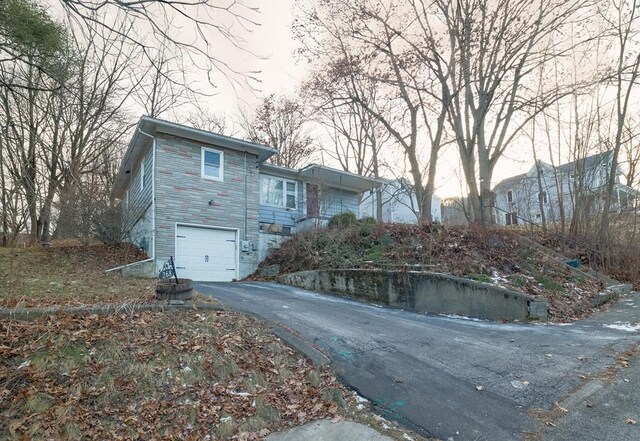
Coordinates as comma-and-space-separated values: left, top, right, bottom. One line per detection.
156, 278, 193, 301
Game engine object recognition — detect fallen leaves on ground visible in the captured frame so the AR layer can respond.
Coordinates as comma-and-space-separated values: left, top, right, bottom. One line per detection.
0, 310, 349, 439
0, 244, 154, 308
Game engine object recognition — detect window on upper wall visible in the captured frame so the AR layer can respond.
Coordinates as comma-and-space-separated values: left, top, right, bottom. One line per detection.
507, 190, 513, 203
261, 176, 297, 209
538, 191, 548, 204
140, 162, 145, 189
201, 147, 224, 181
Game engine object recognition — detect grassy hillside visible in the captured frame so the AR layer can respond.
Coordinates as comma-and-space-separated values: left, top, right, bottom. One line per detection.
258, 221, 609, 321
0, 243, 153, 308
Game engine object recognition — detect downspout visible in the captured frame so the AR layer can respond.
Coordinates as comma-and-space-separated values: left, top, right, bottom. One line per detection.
244, 152, 248, 241
105, 128, 156, 273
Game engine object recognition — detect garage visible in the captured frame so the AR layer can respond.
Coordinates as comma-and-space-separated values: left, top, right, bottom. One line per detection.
175, 224, 238, 282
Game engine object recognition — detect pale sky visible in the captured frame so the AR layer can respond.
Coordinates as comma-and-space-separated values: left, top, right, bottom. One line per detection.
46, 0, 635, 199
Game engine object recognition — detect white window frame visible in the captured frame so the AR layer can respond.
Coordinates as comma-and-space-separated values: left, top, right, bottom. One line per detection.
260, 175, 298, 209
140, 161, 145, 189
201, 147, 224, 182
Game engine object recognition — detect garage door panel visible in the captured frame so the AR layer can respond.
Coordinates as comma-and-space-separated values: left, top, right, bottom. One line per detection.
175, 225, 237, 282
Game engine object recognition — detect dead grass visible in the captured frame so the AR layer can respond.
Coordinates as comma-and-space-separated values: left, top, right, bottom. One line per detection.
0, 310, 426, 440
0, 244, 154, 308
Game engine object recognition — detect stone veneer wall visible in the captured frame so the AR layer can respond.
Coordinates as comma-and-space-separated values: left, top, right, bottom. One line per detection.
154, 133, 261, 278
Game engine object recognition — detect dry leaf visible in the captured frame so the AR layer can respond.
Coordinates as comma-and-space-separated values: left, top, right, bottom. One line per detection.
554, 402, 569, 413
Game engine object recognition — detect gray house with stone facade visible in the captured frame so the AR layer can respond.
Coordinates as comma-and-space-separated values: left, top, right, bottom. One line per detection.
111, 116, 379, 281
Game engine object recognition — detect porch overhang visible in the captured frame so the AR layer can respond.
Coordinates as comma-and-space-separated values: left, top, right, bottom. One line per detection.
298, 164, 383, 193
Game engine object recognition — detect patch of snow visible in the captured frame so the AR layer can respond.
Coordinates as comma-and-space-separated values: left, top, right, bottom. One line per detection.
228, 391, 251, 397
182, 366, 192, 373
491, 270, 508, 284
220, 416, 232, 423
17, 360, 30, 370
603, 321, 640, 332
382, 423, 390, 429
282, 305, 289, 309
439, 314, 483, 322
511, 380, 530, 389
402, 434, 415, 441
354, 393, 369, 404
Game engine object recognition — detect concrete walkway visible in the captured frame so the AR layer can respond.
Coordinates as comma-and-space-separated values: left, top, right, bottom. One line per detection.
267, 420, 393, 441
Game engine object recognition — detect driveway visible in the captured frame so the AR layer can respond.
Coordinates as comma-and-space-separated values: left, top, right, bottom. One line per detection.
196, 282, 640, 441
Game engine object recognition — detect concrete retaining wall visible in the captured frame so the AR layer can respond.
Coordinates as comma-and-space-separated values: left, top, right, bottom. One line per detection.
278, 269, 548, 321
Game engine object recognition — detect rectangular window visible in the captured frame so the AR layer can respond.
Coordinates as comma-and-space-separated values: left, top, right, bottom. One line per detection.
507, 190, 513, 203
140, 162, 145, 189
261, 176, 297, 209
538, 191, 548, 204
201, 147, 223, 181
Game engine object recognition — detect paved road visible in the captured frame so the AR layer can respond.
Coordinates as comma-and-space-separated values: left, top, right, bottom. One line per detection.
196, 282, 640, 441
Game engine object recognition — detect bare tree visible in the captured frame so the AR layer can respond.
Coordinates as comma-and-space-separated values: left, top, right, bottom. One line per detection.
405, 0, 589, 224
297, 0, 448, 222
183, 102, 234, 135
622, 116, 640, 188
307, 71, 389, 219
60, 0, 262, 93
598, 0, 640, 238
240, 94, 315, 169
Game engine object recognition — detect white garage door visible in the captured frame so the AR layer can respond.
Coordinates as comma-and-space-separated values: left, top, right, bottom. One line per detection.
175, 225, 237, 282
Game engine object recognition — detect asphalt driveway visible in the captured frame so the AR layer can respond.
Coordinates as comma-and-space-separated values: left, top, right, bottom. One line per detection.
196, 282, 640, 441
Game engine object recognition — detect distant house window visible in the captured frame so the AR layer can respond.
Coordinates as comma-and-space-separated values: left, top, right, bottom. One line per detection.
538, 191, 548, 204
261, 175, 297, 209
506, 212, 518, 225
507, 190, 514, 203
201, 147, 223, 181
125, 190, 129, 208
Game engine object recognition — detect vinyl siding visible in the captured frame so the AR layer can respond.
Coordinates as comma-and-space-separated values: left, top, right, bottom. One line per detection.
122, 145, 153, 255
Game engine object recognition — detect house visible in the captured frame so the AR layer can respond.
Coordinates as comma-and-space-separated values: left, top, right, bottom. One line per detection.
493, 151, 639, 226
359, 178, 442, 223
111, 116, 380, 282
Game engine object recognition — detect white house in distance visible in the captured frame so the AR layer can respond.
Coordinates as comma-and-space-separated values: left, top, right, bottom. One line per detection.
359, 178, 442, 223
493, 151, 639, 226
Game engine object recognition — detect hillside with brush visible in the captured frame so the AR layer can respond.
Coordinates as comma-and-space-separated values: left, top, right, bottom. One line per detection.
256, 217, 615, 322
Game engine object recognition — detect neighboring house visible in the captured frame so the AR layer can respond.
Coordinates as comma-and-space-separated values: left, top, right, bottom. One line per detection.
493, 151, 639, 226
111, 116, 379, 282
359, 178, 441, 223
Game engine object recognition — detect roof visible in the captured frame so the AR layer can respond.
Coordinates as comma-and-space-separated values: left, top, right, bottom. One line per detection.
260, 163, 383, 193
492, 151, 614, 192
493, 172, 528, 192
111, 116, 278, 198
298, 164, 383, 193
557, 151, 612, 174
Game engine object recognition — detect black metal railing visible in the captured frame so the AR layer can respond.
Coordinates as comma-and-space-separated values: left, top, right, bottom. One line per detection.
158, 256, 179, 283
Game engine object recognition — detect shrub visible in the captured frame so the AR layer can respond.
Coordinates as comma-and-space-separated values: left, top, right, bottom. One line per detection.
328, 212, 357, 228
